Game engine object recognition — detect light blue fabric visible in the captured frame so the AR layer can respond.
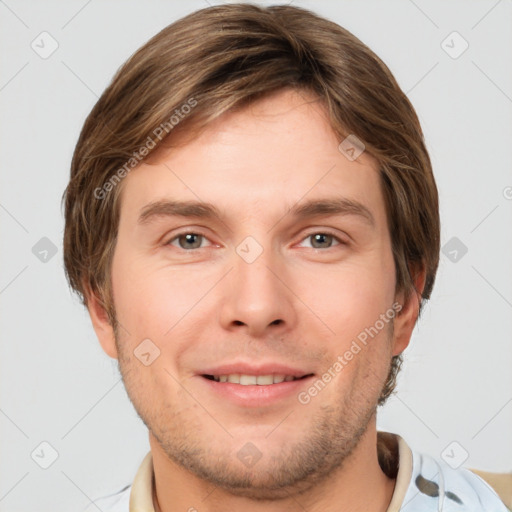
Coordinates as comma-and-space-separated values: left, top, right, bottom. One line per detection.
401, 450, 508, 511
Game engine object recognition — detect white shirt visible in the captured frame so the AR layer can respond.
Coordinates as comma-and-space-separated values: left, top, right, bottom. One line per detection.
81, 432, 508, 511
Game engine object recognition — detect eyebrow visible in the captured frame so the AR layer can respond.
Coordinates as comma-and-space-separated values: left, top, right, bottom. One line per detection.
137, 197, 375, 227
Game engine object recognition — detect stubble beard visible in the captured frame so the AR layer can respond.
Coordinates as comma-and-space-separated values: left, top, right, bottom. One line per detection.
112, 319, 391, 501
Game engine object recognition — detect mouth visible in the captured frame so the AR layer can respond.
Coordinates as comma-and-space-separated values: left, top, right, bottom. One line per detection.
197, 366, 316, 407
201, 373, 313, 385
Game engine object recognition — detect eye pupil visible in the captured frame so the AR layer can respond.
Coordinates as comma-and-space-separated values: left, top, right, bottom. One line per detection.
311, 233, 332, 248
179, 233, 202, 249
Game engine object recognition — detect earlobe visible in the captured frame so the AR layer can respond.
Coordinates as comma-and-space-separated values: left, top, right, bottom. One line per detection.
392, 266, 427, 357
83, 282, 118, 360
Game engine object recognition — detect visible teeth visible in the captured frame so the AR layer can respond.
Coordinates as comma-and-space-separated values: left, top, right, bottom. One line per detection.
256, 375, 274, 385
240, 375, 257, 385
211, 374, 299, 385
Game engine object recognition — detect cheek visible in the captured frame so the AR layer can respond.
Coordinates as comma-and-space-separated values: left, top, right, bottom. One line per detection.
292, 255, 396, 392
111, 254, 174, 339
111, 251, 218, 351
295, 259, 395, 335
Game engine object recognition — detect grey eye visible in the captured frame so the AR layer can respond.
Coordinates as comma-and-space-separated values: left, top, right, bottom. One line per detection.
308, 233, 338, 249
176, 233, 204, 249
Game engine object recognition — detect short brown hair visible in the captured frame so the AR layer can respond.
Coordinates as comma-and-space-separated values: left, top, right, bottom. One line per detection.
62, 3, 440, 405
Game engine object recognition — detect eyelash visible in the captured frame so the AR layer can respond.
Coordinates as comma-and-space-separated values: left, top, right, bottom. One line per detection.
164, 230, 347, 251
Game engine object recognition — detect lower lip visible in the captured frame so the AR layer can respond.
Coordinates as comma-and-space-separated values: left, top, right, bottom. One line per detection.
198, 375, 315, 407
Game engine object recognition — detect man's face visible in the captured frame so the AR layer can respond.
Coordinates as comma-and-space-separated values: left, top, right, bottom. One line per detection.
96, 89, 410, 498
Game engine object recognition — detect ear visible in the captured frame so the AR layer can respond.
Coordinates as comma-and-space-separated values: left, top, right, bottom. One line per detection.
83, 281, 118, 360
391, 265, 427, 357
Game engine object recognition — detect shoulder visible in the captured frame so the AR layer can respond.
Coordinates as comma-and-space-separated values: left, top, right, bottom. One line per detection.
405, 446, 509, 511
80, 484, 131, 512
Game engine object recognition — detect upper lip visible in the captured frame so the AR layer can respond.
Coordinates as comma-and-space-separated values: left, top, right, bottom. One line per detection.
199, 362, 314, 378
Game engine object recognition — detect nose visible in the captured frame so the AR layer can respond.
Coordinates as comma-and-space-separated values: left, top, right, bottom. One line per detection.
218, 243, 297, 338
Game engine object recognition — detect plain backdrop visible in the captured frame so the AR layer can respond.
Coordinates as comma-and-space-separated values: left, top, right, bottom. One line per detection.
0, 1, 511, 511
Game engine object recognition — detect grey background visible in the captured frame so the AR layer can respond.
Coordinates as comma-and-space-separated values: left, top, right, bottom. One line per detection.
0, 0, 511, 511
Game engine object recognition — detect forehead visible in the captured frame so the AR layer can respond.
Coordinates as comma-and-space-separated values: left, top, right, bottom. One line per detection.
117, 88, 385, 228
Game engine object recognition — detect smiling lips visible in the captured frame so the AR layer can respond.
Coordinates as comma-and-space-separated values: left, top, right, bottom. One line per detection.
198, 364, 315, 406
203, 374, 306, 385
199, 363, 314, 386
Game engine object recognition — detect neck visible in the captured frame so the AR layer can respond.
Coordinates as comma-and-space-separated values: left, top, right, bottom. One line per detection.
150, 423, 396, 512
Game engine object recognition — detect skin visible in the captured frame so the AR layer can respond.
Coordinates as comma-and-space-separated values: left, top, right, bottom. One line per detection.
86, 88, 424, 512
